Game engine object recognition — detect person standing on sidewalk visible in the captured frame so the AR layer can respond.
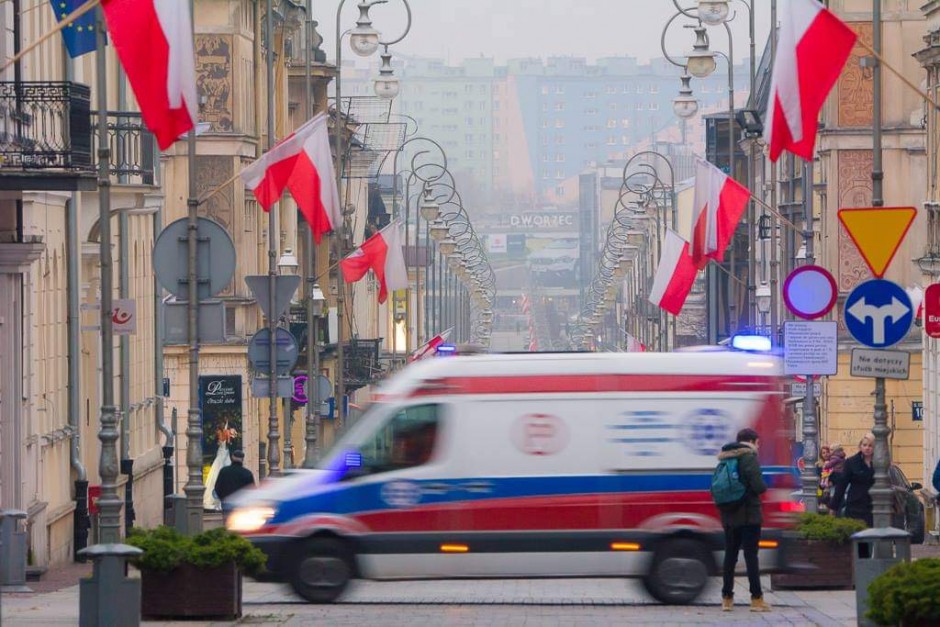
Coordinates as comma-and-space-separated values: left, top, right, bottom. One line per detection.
215, 449, 255, 521
716, 428, 770, 613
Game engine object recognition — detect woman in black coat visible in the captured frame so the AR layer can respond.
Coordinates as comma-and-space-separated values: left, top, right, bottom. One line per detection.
831, 433, 875, 526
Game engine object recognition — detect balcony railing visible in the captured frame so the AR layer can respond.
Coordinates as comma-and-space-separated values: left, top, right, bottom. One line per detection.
0, 81, 93, 171
93, 111, 158, 185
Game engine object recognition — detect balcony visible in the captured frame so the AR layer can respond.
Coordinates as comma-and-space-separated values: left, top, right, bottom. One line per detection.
0, 81, 95, 191
93, 111, 159, 186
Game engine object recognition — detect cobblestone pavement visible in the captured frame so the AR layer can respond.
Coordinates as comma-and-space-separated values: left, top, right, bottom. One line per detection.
2, 575, 856, 626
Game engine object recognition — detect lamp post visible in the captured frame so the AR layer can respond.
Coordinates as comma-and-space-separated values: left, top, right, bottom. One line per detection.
302, 281, 326, 467
277, 249, 298, 468
332, 0, 412, 433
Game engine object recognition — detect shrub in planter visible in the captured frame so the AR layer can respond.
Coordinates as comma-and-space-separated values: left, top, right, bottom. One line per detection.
126, 526, 266, 619
867, 558, 940, 626
771, 513, 867, 590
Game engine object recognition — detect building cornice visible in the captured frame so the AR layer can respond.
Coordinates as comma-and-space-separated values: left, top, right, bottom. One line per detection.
0, 242, 45, 273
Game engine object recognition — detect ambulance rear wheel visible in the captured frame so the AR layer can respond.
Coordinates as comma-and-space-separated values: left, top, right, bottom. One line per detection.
642, 539, 710, 605
290, 537, 353, 603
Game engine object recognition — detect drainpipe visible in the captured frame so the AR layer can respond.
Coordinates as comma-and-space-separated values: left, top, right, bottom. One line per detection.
66, 197, 89, 559
64, 50, 88, 561
154, 204, 173, 506
119, 208, 134, 531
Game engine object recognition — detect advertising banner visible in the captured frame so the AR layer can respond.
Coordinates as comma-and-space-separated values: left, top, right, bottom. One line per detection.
199, 375, 243, 505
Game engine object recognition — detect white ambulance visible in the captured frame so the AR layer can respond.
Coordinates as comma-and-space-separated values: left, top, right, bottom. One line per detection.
228, 350, 798, 604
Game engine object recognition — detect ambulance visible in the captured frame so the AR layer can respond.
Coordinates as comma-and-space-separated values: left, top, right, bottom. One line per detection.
228, 350, 798, 604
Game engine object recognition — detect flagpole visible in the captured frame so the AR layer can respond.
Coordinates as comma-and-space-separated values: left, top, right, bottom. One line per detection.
302, 0, 320, 468
265, 0, 281, 477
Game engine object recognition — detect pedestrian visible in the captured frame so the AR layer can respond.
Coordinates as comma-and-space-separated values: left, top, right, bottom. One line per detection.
820, 444, 846, 510
831, 434, 875, 526
932, 456, 940, 494
716, 428, 770, 613
816, 445, 831, 505
215, 449, 255, 521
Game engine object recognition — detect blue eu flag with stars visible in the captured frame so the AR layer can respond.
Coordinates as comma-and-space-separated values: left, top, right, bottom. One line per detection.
50, 0, 99, 58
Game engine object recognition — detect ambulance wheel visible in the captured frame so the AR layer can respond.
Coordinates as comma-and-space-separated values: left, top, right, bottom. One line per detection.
642, 539, 710, 605
290, 537, 354, 603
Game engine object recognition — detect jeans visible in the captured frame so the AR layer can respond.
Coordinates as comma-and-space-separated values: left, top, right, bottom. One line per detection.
721, 524, 762, 599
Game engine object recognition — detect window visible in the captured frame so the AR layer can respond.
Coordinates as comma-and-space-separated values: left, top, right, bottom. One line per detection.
585, 91, 597, 99
636, 102, 644, 111
555, 169, 565, 179
606, 135, 617, 145
607, 119, 617, 128
650, 84, 659, 94
555, 153, 565, 162
608, 102, 617, 111
637, 84, 645, 93
542, 153, 550, 162
542, 119, 550, 129
352, 404, 441, 474
542, 102, 549, 112
554, 102, 565, 111
622, 135, 630, 145
621, 118, 630, 128
554, 135, 565, 145
542, 169, 550, 179
554, 84, 565, 94
555, 186, 566, 196
555, 119, 565, 128
466, 150, 475, 159
649, 102, 659, 111
465, 134, 474, 143
541, 85, 549, 95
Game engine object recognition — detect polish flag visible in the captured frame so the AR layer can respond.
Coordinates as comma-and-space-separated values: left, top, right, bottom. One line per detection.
764, 0, 857, 162
649, 230, 700, 316
102, 0, 197, 150
340, 221, 408, 304
409, 327, 454, 362
240, 112, 341, 243
690, 159, 750, 268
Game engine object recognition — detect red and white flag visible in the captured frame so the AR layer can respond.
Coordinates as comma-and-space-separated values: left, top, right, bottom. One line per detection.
240, 112, 341, 243
340, 221, 408, 304
649, 230, 700, 316
690, 159, 750, 268
764, 0, 856, 162
409, 327, 454, 362
102, 0, 197, 150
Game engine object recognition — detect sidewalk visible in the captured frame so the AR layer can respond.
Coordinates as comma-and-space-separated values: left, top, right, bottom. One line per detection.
1, 573, 858, 626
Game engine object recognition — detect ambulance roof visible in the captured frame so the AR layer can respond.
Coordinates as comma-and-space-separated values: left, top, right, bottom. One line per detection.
378, 350, 781, 398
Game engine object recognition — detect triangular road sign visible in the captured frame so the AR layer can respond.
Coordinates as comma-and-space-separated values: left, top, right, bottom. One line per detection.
837, 207, 917, 278
245, 275, 302, 320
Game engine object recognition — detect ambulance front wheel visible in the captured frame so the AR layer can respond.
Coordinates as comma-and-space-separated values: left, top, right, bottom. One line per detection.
290, 537, 354, 603
642, 538, 711, 605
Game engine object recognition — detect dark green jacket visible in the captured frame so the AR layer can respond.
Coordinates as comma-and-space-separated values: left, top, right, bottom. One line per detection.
716, 442, 767, 527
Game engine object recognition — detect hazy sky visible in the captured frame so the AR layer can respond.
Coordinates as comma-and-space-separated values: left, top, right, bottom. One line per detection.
317, 0, 773, 67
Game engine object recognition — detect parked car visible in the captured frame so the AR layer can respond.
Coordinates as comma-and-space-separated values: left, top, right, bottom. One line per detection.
890, 464, 926, 544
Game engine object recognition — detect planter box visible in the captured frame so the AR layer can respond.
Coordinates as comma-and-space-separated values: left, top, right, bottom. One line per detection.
140, 561, 242, 619
771, 538, 854, 590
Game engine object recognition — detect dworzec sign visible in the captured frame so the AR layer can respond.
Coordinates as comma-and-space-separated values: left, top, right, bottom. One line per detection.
508, 213, 576, 229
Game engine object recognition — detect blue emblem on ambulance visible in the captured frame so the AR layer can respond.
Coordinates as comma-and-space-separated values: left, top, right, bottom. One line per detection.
381, 480, 422, 508
680, 408, 730, 456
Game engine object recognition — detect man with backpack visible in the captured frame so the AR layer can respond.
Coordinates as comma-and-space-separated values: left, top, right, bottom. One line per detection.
712, 428, 769, 612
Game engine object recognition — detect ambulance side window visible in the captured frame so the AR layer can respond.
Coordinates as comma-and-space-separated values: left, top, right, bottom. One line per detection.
356, 404, 440, 475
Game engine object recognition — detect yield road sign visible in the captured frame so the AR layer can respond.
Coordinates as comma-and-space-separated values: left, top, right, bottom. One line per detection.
837, 207, 916, 278
245, 275, 302, 321
247, 327, 299, 374
844, 279, 913, 348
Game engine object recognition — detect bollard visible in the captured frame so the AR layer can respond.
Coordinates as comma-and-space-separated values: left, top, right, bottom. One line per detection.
78, 543, 143, 627
852, 527, 911, 627
164, 494, 188, 531
0, 509, 29, 591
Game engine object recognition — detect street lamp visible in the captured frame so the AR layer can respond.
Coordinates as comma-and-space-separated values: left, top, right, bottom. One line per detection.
685, 26, 717, 78
419, 190, 440, 221
673, 72, 699, 119
349, 1, 382, 57
278, 248, 299, 275
697, 0, 730, 25
373, 49, 400, 100
756, 282, 771, 316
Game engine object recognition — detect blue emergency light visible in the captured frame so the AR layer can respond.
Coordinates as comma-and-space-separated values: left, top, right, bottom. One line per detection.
730, 334, 772, 353
435, 343, 457, 355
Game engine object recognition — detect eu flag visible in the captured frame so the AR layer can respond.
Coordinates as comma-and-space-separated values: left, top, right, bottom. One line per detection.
50, 0, 99, 58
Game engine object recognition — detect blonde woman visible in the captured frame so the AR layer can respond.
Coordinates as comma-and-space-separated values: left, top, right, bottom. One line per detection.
830, 433, 875, 526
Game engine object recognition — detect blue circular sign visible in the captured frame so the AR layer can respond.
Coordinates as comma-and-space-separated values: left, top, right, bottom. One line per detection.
844, 279, 913, 348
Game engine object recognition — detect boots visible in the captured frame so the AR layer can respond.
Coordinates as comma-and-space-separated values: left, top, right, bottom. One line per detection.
721, 597, 734, 612
750, 596, 772, 612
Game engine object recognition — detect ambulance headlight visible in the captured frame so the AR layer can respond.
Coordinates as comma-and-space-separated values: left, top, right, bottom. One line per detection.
226, 506, 276, 533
